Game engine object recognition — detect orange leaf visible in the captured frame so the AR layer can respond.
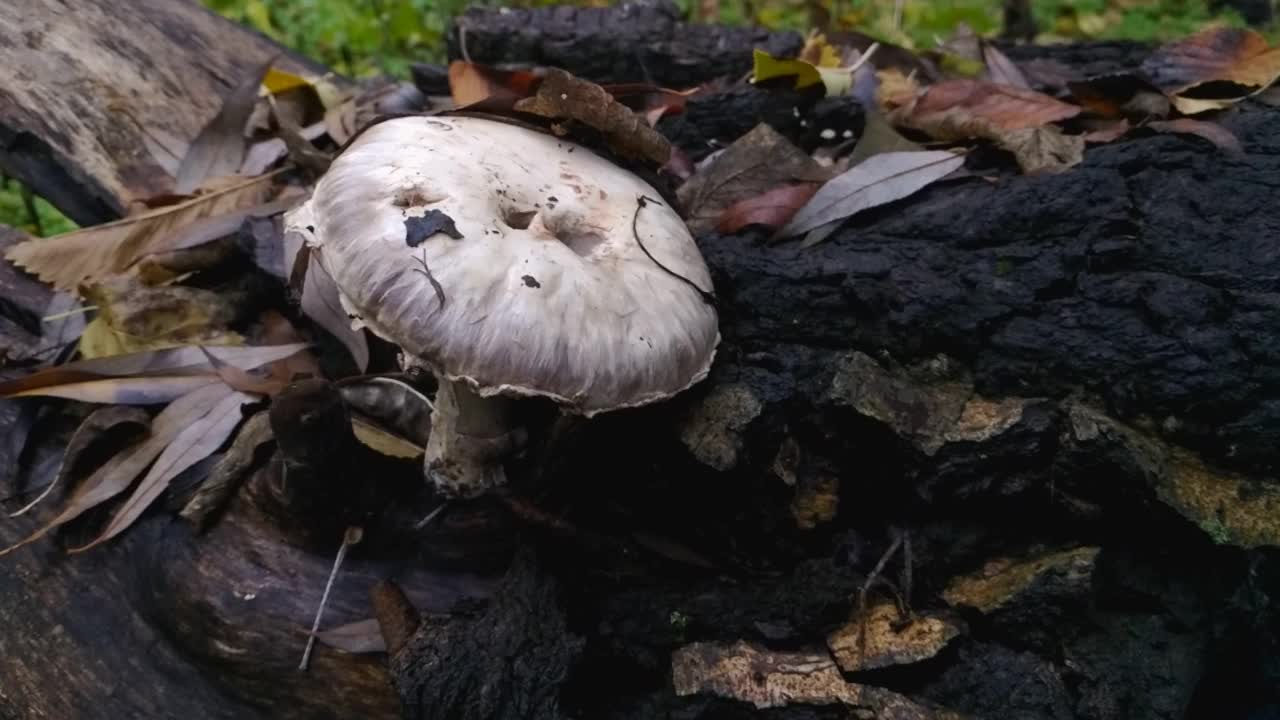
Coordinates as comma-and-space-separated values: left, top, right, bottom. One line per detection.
717, 184, 819, 234
447, 61, 541, 110
1142, 27, 1280, 95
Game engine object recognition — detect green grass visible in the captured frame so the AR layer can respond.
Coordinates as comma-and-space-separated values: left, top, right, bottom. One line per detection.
0, 0, 1259, 236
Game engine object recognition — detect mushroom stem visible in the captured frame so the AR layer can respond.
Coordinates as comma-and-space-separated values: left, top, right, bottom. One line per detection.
424, 377, 523, 498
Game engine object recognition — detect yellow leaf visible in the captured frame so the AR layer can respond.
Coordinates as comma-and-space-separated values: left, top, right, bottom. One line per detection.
352, 416, 424, 459
262, 67, 312, 95
79, 316, 131, 359
752, 49, 853, 97
77, 278, 245, 359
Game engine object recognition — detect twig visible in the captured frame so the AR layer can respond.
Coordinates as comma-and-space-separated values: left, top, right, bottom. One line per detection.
412, 249, 447, 310
414, 501, 449, 530
632, 196, 718, 308
299, 526, 363, 671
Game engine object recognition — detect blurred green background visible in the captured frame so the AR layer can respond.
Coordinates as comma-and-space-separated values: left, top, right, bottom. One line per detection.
0, 0, 1261, 236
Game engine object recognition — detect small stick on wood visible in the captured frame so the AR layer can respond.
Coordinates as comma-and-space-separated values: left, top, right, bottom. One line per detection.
299, 526, 364, 671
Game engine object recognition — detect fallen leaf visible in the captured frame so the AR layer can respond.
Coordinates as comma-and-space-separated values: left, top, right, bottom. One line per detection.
10, 406, 150, 517
826, 603, 964, 672
175, 56, 276, 194
780, 150, 964, 240
1083, 118, 1132, 143
338, 376, 433, 449
1142, 27, 1280, 103
4, 376, 221, 404
317, 618, 386, 653
998, 126, 1085, 174
1148, 118, 1243, 153
448, 60, 541, 110
847, 110, 925, 165
752, 48, 853, 97
0, 383, 236, 557
716, 184, 819, 234
677, 124, 832, 235
892, 79, 1081, 140
671, 640, 966, 717
198, 347, 286, 396
72, 386, 254, 551
351, 416, 424, 459
240, 123, 327, 176
0, 343, 310, 400
180, 410, 274, 529
513, 68, 671, 167
982, 41, 1031, 89
77, 278, 244, 359
4, 171, 290, 292
1068, 73, 1170, 119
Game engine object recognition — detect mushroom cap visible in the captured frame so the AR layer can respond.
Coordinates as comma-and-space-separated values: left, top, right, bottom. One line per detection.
289, 115, 719, 415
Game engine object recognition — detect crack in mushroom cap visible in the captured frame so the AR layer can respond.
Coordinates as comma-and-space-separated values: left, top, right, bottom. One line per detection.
290, 116, 720, 415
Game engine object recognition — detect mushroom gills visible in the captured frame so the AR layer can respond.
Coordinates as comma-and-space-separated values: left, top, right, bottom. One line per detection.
424, 378, 525, 498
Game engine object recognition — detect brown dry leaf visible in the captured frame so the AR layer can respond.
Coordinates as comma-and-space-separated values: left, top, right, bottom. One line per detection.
198, 347, 286, 396
998, 126, 1085, 174
827, 603, 964, 672
1068, 73, 1170, 120
448, 60, 542, 110
1142, 27, 1280, 110
72, 386, 254, 552
677, 124, 832, 235
671, 640, 967, 717
513, 68, 672, 166
892, 79, 1081, 140
179, 410, 274, 529
4, 376, 222, 405
1148, 118, 1243, 153
982, 41, 1031, 89
338, 376, 432, 449
716, 184, 820, 234
780, 150, 964, 240
10, 406, 151, 517
876, 67, 922, 111
0, 343, 310, 401
175, 56, 276, 194
78, 278, 244, 359
4, 171, 289, 292
1083, 118, 1132, 143
0, 383, 236, 558
317, 618, 386, 653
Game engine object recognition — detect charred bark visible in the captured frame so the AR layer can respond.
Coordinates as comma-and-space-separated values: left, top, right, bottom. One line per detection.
446, 0, 801, 86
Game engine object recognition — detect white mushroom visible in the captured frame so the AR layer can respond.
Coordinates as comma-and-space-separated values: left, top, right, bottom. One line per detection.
286, 115, 720, 498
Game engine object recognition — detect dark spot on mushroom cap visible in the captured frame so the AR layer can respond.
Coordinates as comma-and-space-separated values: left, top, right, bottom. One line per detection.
405, 210, 463, 247
548, 196, 558, 203
521, 275, 541, 288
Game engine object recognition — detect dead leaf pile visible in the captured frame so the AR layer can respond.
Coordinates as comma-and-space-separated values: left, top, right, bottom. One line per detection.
676, 24, 1260, 243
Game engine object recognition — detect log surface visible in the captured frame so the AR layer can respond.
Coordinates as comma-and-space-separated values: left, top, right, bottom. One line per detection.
0, 0, 331, 225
